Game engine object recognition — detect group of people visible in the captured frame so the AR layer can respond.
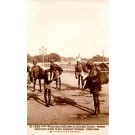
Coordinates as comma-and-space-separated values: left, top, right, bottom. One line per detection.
27, 59, 63, 107
27, 59, 102, 114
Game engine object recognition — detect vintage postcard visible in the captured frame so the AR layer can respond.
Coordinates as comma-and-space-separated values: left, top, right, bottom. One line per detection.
27, 0, 109, 134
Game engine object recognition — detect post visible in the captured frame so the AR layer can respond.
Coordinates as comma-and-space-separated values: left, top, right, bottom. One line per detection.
102, 50, 104, 62
39, 46, 47, 67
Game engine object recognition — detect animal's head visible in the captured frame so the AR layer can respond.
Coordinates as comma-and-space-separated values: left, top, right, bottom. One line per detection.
79, 61, 91, 73
82, 59, 96, 73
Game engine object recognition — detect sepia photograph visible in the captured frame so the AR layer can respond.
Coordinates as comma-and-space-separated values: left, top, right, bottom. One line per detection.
2, 0, 135, 135
27, 0, 109, 134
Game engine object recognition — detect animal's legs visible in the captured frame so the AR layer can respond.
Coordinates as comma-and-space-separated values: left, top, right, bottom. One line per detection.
38, 79, 41, 93
33, 78, 37, 92
58, 77, 61, 90
78, 74, 80, 89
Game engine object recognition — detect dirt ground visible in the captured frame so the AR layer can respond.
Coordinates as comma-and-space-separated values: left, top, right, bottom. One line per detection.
27, 72, 109, 125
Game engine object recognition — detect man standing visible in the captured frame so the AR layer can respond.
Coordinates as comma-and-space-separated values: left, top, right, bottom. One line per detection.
50, 60, 63, 90
82, 60, 101, 114
44, 69, 54, 107
75, 60, 84, 89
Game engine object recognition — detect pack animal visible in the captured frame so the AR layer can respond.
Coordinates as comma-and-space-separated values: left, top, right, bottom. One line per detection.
50, 63, 63, 90
82, 60, 109, 115
30, 65, 47, 92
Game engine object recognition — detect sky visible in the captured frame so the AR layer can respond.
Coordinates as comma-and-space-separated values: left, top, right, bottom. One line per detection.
27, 0, 108, 58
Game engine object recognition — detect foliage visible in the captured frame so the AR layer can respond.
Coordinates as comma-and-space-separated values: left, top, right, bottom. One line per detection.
27, 53, 109, 63
49, 53, 61, 62
92, 55, 109, 62
27, 54, 33, 63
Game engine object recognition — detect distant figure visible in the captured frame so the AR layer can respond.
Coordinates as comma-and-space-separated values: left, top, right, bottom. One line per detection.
75, 60, 84, 89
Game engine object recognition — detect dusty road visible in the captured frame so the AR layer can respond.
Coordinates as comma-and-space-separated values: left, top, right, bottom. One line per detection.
27, 72, 109, 125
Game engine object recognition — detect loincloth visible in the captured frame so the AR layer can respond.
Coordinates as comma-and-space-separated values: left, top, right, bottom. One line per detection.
44, 83, 52, 89
76, 71, 84, 77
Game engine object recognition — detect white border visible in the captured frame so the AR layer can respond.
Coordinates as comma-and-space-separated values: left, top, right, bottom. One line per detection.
0, 0, 27, 135
109, 0, 135, 135
0, 0, 135, 135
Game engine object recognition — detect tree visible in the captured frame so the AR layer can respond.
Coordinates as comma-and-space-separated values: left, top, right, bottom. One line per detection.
92, 55, 109, 62
49, 53, 61, 61
67, 57, 75, 62
33, 55, 43, 62
27, 53, 33, 63
81, 58, 89, 62
61, 56, 67, 62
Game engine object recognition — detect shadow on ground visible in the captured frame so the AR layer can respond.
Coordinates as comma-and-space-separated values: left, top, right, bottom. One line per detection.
61, 83, 79, 90
27, 93, 45, 106
27, 92, 94, 113
53, 96, 94, 113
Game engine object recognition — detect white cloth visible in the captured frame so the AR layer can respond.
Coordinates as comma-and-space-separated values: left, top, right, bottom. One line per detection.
76, 71, 84, 77
44, 83, 51, 89
53, 61, 60, 65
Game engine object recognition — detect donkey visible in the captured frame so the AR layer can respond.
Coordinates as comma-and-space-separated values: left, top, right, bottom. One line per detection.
50, 63, 63, 90
30, 65, 48, 92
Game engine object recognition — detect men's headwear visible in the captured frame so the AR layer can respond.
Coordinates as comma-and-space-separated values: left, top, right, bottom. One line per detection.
54, 61, 60, 65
